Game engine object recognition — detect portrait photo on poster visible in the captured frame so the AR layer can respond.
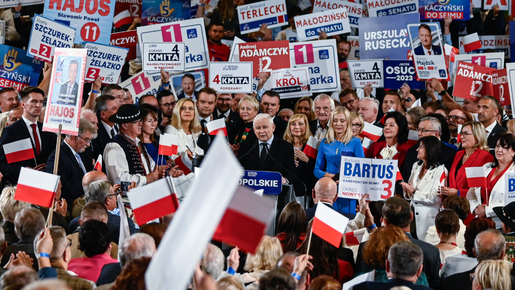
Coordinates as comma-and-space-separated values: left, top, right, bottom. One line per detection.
52, 56, 82, 106
407, 22, 448, 80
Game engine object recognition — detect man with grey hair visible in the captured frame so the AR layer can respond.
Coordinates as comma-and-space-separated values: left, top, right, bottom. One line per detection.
0, 265, 38, 289
310, 94, 335, 140
92, 95, 118, 159
201, 243, 224, 280
358, 97, 381, 126
46, 118, 98, 210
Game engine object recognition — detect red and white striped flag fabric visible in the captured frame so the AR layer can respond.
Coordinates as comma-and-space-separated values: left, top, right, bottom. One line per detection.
159, 134, 179, 156
360, 122, 383, 142
94, 154, 102, 171
462, 33, 482, 53
213, 185, 275, 254
406, 130, 419, 147
175, 156, 192, 175
362, 137, 373, 156
396, 166, 403, 182
465, 166, 487, 188
3, 138, 35, 164
440, 170, 447, 186
127, 178, 180, 225
379, 108, 396, 124
457, 124, 463, 143
345, 228, 369, 246
206, 118, 227, 136
15, 168, 59, 207
303, 136, 320, 159
113, 10, 132, 28
313, 204, 349, 248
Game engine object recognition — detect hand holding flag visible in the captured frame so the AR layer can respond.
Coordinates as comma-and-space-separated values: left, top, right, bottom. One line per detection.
15, 168, 60, 208
3, 138, 35, 164
206, 118, 227, 136
159, 134, 179, 156
303, 136, 320, 159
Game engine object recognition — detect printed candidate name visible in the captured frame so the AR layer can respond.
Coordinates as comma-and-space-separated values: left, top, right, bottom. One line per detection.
239, 3, 285, 20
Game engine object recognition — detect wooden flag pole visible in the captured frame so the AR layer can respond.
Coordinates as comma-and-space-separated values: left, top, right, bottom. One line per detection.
305, 227, 313, 257
46, 124, 62, 227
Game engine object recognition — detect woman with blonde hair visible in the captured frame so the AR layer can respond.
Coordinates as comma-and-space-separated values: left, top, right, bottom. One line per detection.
230, 96, 259, 154
405, 106, 427, 131
294, 97, 316, 122
472, 260, 512, 290
0, 186, 31, 244
349, 111, 364, 139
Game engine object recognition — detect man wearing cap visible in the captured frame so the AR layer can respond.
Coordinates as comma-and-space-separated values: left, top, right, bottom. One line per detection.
494, 202, 515, 236
103, 104, 168, 186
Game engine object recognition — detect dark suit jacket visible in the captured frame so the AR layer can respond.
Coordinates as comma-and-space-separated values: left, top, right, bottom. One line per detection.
487, 122, 507, 155
2, 237, 38, 270
0, 118, 57, 185
354, 278, 432, 290
305, 203, 354, 222
96, 263, 121, 286
57, 81, 79, 105
69, 212, 138, 243
441, 266, 476, 290
45, 141, 93, 209
448, 148, 494, 196
401, 141, 456, 182
238, 137, 296, 183
177, 91, 199, 100
273, 116, 287, 139
91, 118, 113, 164
414, 44, 442, 55
213, 109, 241, 140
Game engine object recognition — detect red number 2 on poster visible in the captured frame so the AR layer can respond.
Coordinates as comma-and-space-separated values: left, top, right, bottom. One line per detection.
239, 40, 291, 77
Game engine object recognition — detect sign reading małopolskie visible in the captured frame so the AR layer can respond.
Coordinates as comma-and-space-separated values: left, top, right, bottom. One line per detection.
294, 8, 351, 41
289, 40, 340, 94
110, 30, 137, 60
0, 44, 42, 90
270, 68, 311, 98
492, 69, 510, 106
366, 0, 418, 17
84, 42, 128, 84
209, 62, 253, 93
238, 40, 290, 77
237, 0, 288, 34
43, 48, 86, 136
419, 0, 470, 20
43, 0, 115, 44
359, 13, 419, 60
383, 60, 424, 90
338, 157, 398, 201
120, 71, 161, 103
28, 15, 76, 63
454, 61, 495, 101
313, 0, 366, 28
459, 35, 510, 59
408, 23, 448, 80
137, 18, 209, 71
142, 43, 185, 72
348, 59, 384, 88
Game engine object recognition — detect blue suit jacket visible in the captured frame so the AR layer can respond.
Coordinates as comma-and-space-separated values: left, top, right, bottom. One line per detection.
414, 44, 442, 55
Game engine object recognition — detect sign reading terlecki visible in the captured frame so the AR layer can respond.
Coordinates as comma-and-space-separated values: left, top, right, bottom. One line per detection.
209, 62, 253, 93
143, 43, 185, 72
84, 42, 128, 84
27, 14, 76, 63
237, 0, 288, 34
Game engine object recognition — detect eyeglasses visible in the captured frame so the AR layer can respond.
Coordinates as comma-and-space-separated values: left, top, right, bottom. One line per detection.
417, 128, 437, 133
180, 107, 195, 111
77, 135, 92, 144
446, 115, 467, 121
342, 98, 357, 106
352, 123, 362, 128
67, 238, 72, 248
460, 131, 474, 137
402, 97, 412, 102
161, 102, 177, 107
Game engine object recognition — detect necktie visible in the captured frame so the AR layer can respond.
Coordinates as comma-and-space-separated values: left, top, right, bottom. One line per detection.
260, 143, 269, 167
30, 124, 41, 155
67, 84, 72, 96
75, 153, 87, 174
114, 124, 119, 133
110, 128, 116, 138
428, 51, 431, 55
200, 119, 207, 132
219, 113, 226, 120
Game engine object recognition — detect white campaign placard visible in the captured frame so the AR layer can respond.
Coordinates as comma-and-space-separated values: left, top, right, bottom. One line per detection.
228, 36, 245, 62
452, 52, 505, 82
505, 170, 515, 205
27, 14, 76, 63
237, 0, 288, 34
313, 0, 366, 28
506, 63, 515, 117
407, 23, 448, 80
289, 39, 340, 93
294, 8, 351, 41
483, 0, 508, 11
119, 71, 161, 103
137, 18, 209, 71
347, 36, 360, 60
270, 68, 311, 98
0, 0, 44, 8
142, 43, 185, 72
338, 156, 398, 201
208, 62, 253, 93
348, 59, 384, 88
84, 42, 128, 84
459, 35, 510, 58
366, 0, 418, 17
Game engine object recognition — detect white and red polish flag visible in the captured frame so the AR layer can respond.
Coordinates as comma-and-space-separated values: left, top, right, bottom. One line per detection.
159, 134, 179, 156
94, 154, 102, 171
113, 10, 132, 28
127, 178, 180, 225
457, 124, 463, 143
440, 170, 447, 187
465, 166, 488, 188
303, 136, 320, 159
406, 130, 419, 147
3, 138, 35, 164
207, 118, 227, 136
396, 166, 403, 182
15, 167, 60, 207
360, 122, 383, 142
362, 137, 373, 156
312, 203, 349, 248
462, 33, 482, 53
213, 185, 275, 254
345, 228, 369, 246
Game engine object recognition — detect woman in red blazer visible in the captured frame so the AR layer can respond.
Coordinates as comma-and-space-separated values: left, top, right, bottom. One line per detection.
441, 121, 493, 197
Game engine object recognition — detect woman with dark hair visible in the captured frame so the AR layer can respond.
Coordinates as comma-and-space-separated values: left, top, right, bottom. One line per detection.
467, 133, 515, 227
138, 105, 166, 165
366, 111, 412, 168
435, 210, 462, 267
401, 136, 447, 241
112, 257, 151, 290
275, 201, 307, 252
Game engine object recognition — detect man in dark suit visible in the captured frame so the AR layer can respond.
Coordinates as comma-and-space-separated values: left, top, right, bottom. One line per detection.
354, 241, 431, 290
413, 24, 442, 55
46, 118, 97, 211
177, 74, 199, 101
478, 96, 507, 155
213, 93, 241, 139
56, 59, 79, 105
92, 95, 119, 161
309, 94, 334, 140
260, 91, 287, 138
0, 87, 57, 185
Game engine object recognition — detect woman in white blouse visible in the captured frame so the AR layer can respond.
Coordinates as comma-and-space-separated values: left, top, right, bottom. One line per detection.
164, 98, 204, 173
401, 136, 447, 241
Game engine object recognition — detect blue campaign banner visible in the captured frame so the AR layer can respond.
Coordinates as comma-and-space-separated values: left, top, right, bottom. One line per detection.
359, 13, 419, 60
383, 60, 425, 90
510, 22, 515, 62
419, 0, 470, 20
142, 0, 191, 25
0, 45, 42, 90
43, 0, 115, 44
239, 170, 283, 195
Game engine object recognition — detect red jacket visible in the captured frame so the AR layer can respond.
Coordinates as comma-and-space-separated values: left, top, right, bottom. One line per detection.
365, 141, 413, 169
448, 148, 494, 196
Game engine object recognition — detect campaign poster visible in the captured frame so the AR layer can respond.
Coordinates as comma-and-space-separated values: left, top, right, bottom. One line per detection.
492, 69, 510, 106
359, 12, 419, 60
236, 0, 288, 34
408, 23, 448, 80
115, 0, 142, 19
313, 0, 366, 28
453, 61, 495, 101
84, 42, 128, 84
383, 60, 424, 90
286, 30, 298, 42
0, 0, 44, 8
270, 68, 310, 98
338, 156, 398, 201
348, 59, 384, 88
366, 0, 417, 17
0, 44, 43, 90
459, 35, 510, 59
511, 22, 515, 61
238, 40, 290, 77
137, 18, 209, 71
505, 63, 515, 114
452, 52, 505, 81
142, 0, 191, 25
483, 0, 508, 11
120, 71, 161, 103
347, 36, 359, 60
228, 36, 245, 62
28, 15, 76, 63
43, 48, 86, 135
289, 39, 340, 94
171, 71, 205, 99
208, 62, 253, 93
110, 30, 138, 60
294, 7, 351, 41
419, 0, 470, 20
143, 43, 185, 72
43, 0, 115, 44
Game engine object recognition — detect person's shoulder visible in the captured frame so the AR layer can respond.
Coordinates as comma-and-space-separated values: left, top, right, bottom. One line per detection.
409, 235, 439, 254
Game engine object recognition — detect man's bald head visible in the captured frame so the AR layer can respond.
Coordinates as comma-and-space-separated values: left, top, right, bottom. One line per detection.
82, 171, 107, 189
313, 177, 338, 204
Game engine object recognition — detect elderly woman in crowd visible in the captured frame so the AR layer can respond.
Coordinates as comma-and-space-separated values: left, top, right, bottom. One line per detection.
294, 97, 316, 122
230, 96, 259, 154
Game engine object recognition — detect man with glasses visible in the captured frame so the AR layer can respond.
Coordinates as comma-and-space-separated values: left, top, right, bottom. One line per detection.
46, 118, 97, 211
156, 90, 176, 134
447, 109, 472, 147
339, 89, 359, 112
101, 84, 126, 106
310, 94, 335, 140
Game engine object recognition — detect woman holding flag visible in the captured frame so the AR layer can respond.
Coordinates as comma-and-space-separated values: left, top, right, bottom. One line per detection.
139, 105, 167, 166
